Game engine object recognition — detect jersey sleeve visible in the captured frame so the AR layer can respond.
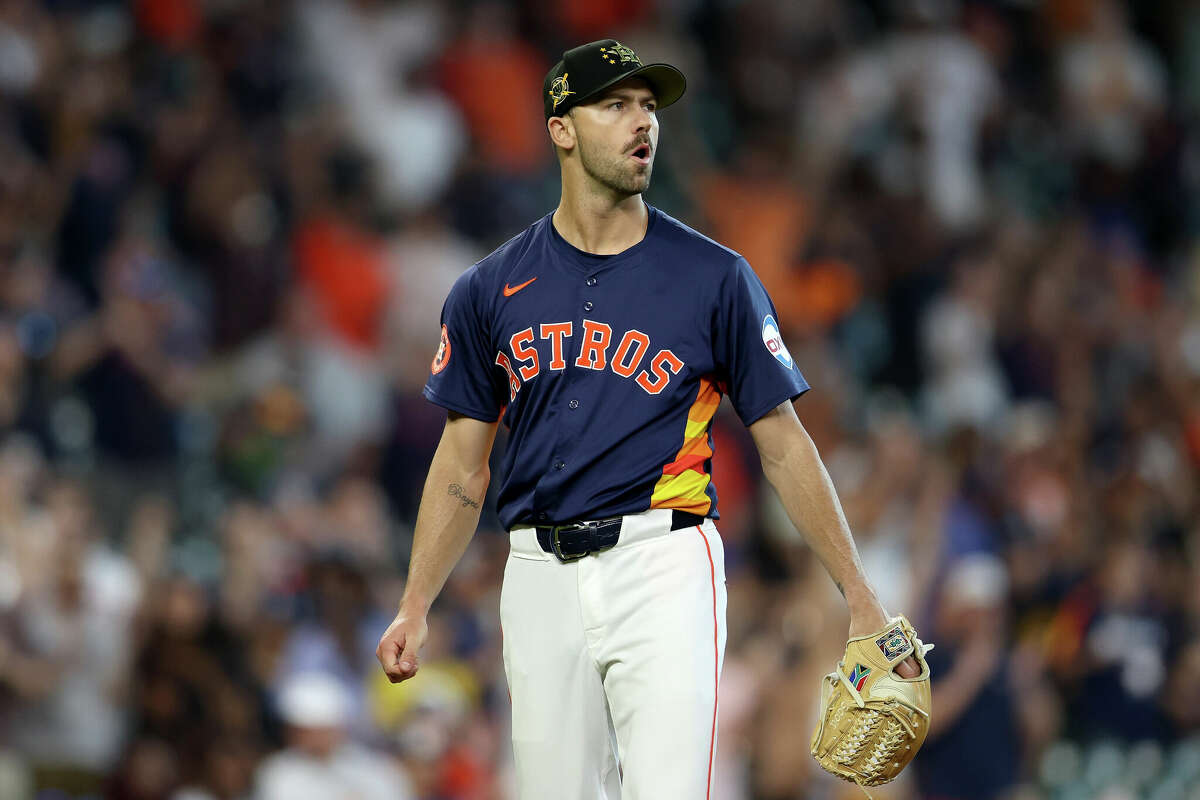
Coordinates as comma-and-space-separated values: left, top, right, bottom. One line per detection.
422, 267, 506, 421
713, 257, 810, 425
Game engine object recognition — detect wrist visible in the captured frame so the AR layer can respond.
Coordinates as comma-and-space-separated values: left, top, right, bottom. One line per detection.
844, 584, 890, 628
842, 581, 881, 613
398, 594, 432, 618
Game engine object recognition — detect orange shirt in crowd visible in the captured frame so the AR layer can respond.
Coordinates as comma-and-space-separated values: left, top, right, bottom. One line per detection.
699, 172, 862, 336
556, 0, 653, 41
439, 36, 550, 172
136, 0, 202, 48
293, 216, 389, 351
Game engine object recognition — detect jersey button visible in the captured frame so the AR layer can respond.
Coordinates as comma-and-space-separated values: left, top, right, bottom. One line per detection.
553, 460, 566, 470
583, 301, 594, 312
586, 277, 597, 286
537, 512, 548, 521
568, 399, 579, 409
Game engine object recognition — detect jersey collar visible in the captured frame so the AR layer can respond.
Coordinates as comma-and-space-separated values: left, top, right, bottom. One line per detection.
546, 202, 660, 273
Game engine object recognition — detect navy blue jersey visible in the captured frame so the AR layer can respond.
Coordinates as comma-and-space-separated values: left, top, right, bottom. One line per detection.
423, 205, 809, 529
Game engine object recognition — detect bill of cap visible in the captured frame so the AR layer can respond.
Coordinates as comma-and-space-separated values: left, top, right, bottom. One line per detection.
615, 63, 687, 110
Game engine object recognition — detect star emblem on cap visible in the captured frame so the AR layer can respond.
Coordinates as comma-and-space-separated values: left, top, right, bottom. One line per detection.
600, 43, 640, 66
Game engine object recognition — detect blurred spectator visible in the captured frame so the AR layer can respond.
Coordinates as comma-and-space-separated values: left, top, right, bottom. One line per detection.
696, 137, 813, 340
276, 553, 389, 743
297, 0, 465, 212
131, 575, 267, 762
171, 736, 260, 800
51, 232, 208, 464
1057, 0, 1166, 168
225, 282, 388, 482
3, 479, 141, 794
436, 2, 549, 173
254, 672, 413, 800
917, 554, 1020, 800
833, 401, 949, 615
293, 211, 388, 352
797, 2, 999, 229
106, 737, 180, 800
919, 246, 1009, 435
1051, 539, 1174, 742
382, 211, 481, 390
0, 750, 32, 800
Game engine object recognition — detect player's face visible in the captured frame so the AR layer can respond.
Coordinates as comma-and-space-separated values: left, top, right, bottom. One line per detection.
572, 80, 660, 196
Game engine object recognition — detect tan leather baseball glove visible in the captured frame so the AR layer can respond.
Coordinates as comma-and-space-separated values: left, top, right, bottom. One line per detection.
810, 615, 934, 797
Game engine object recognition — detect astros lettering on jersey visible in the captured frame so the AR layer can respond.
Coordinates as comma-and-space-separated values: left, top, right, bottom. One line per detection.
424, 205, 810, 529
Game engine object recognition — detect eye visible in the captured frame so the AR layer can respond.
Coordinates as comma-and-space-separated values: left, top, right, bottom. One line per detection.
644, 102, 657, 112
610, 101, 623, 110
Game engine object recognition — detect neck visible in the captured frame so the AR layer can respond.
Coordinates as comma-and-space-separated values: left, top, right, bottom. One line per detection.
553, 173, 648, 255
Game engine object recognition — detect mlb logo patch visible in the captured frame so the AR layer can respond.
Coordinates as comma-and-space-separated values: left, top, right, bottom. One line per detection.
761, 315, 794, 369
876, 626, 912, 662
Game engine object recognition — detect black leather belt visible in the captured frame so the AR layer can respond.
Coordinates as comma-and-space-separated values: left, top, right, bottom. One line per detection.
535, 510, 706, 562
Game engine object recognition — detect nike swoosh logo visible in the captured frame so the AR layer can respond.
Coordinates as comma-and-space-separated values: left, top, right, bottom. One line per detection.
503, 277, 537, 297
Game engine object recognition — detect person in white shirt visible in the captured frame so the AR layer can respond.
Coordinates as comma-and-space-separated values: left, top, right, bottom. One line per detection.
254, 672, 413, 800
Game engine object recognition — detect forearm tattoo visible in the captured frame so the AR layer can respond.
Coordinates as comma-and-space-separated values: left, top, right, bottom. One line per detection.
447, 483, 480, 509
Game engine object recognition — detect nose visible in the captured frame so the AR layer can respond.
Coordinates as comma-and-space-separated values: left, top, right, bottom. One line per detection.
632, 106, 652, 135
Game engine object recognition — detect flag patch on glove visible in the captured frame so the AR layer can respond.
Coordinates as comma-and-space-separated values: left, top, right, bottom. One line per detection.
848, 663, 871, 692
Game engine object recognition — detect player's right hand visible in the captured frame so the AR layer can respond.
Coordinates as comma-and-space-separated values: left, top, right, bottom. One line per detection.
376, 611, 428, 683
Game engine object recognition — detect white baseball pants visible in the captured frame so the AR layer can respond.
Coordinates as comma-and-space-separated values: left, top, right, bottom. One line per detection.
500, 509, 728, 800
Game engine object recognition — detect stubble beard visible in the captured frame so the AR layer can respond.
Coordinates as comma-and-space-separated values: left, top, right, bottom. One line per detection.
578, 133, 652, 197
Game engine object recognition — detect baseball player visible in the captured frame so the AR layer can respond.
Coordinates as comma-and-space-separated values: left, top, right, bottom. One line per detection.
376, 39, 919, 799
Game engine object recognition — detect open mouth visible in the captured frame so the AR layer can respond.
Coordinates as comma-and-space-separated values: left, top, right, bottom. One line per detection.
630, 143, 651, 165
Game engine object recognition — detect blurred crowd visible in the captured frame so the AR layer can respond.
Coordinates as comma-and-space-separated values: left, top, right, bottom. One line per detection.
1, 0, 1199, 798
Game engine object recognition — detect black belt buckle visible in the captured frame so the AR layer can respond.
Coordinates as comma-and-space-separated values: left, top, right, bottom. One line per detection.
534, 513, 703, 562
550, 522, 594, 563
541, 518, 622, 562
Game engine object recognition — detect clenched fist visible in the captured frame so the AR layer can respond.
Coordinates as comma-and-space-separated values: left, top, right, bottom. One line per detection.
376, 611, 428, 683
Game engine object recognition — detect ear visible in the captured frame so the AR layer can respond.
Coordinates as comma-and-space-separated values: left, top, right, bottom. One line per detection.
548, 114, 576, 152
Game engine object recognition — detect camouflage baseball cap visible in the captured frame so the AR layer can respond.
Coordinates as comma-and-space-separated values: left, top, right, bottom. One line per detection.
543, 39, 686, 119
